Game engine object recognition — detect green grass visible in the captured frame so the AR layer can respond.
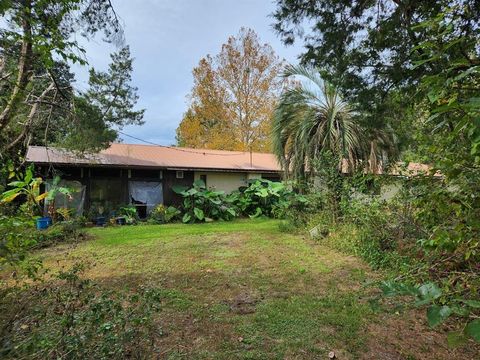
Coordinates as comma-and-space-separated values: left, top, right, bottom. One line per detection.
36, 218, 377, 359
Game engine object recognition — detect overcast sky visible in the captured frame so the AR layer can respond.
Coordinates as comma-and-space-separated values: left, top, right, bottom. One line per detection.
73, 0, 303, 146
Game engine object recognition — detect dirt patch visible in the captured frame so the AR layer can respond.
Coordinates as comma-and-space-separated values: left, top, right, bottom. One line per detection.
225, 292, 262, 315
363, 310, 480, 360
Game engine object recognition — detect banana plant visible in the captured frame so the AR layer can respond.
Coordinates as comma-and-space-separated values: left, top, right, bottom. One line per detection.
0, 166, 47, 216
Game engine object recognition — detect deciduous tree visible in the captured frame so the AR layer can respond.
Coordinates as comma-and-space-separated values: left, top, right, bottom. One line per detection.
176, 28, 285, 152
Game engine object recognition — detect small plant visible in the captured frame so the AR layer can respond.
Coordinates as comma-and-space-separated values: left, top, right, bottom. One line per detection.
148, 204, 181, 224
0, 166, 47, 217
118, 205, 138, 224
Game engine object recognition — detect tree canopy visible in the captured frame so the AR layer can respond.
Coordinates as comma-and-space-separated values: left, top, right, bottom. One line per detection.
0, 0, 144, 160
176, 28, 285, 152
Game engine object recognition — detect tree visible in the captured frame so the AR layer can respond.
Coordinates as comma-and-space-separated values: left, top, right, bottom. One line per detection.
0, 1, 144, 159
273, 65, 365, 180
272, 1, 479, 136
176, 28, 285, 152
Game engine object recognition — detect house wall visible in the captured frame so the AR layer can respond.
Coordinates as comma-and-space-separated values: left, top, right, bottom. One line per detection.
36, 165, 280, 216
194, 171, 248, 193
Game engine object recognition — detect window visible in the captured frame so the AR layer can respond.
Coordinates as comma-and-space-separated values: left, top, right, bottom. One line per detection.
176, 170, 184, 179
200, 174, 207, 186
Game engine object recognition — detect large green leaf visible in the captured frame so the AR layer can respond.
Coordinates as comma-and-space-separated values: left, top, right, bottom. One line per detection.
465, 319, 480, 342
193, 207, 204, 221
193, 179, 206, 189
249, 207, 263, 218
255, 188, 269, 198
415, 283, 442, 306
7, 181, 26, 188
172, 185, 188, 195
427, 305, 452, 327
182, 213, 191, 223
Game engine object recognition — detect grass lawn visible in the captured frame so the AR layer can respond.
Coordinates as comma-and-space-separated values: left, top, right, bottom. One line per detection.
34, 219, 475, 359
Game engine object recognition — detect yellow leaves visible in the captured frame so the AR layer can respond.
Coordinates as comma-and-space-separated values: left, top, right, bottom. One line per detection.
176, 28, 285, 152
35, 192, 48, 202
0, 192, 20, 203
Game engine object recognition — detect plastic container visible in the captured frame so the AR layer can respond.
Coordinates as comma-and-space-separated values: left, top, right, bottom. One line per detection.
36, 217, 52, 230
116, 217, 126, 225
95, 216, 106, 226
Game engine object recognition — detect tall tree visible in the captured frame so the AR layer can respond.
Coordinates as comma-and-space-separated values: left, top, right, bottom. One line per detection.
272, 65, 365, 180
0, 0, 144, 159
176, 28, 285, 152
272, 1, 479, 141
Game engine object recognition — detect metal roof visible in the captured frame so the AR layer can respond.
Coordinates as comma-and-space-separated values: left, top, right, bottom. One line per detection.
26, 144, 282, 172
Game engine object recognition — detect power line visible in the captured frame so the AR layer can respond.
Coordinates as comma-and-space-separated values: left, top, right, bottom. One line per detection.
117, 130, 251, 157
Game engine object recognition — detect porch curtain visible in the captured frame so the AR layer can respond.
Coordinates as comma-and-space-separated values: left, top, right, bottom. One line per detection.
128, 181, 163, 213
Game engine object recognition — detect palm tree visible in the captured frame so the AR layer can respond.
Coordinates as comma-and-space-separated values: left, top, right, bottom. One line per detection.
272, 65, 365, 180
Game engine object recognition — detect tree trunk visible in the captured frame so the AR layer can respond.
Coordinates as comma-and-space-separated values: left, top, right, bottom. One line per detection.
0, 1, 33, 131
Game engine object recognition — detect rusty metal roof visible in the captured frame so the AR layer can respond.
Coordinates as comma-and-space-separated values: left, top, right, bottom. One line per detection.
26, 144, 282, 172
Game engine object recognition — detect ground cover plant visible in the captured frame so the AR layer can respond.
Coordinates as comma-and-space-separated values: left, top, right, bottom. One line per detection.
1, 219, 478, 359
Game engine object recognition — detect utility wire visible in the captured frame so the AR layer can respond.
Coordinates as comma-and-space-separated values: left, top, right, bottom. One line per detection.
117, 130, 253, 157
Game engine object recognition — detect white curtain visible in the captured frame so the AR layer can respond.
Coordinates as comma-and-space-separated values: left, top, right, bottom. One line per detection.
128, 181, 163, 213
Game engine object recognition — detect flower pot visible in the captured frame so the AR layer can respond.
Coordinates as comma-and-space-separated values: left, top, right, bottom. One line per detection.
36, 217, 52, 230
95, 216, 106, 226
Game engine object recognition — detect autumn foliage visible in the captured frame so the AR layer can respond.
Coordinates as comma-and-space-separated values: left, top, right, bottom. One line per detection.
176, 28, 285, 152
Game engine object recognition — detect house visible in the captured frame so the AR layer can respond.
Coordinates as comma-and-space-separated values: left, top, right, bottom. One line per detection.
26, 143, 282, 218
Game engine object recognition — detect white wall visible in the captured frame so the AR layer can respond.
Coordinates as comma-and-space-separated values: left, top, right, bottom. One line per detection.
194, 171, 251, 193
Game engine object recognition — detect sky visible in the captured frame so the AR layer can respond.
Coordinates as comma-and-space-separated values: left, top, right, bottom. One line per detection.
73, 0, 303, 146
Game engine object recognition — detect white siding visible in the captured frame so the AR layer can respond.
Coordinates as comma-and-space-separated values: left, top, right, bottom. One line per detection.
194, 172, 250, 193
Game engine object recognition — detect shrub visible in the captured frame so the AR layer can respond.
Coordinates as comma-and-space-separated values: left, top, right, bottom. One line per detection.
35, 221, 87, 248
0, 216, 37, 268
228, 179, 307, 219
173, 179, 236, 223
148, 204, 181, 224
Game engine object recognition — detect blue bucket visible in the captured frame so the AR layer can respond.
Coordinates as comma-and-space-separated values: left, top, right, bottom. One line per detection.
36, 217, 52, 230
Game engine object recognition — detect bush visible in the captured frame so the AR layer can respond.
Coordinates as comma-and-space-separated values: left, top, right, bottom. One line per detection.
35, 221, 86, 248
228, 179, 308, 219
173, 179, 236, 223
0, 216, 37, 268
148, 204, 181, 224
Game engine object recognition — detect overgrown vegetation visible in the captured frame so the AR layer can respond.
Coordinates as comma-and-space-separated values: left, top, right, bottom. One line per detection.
272, 0, 480, 347
0, 263, 164, 359
173, 178, 306, 223
281, 163, 480, 345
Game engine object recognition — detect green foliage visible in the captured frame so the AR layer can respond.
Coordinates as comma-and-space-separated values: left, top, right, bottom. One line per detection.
0, 216, 36, 269
173, 179, 236, 223
148, 204, 181, 224
172, 179, 306, 224
229, 179, 307, 219
0, 264, 164, 358
0, 1, 144, 158
380, 280, 480, 343
0, 166, 46, 216
118, 205, 138, 225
